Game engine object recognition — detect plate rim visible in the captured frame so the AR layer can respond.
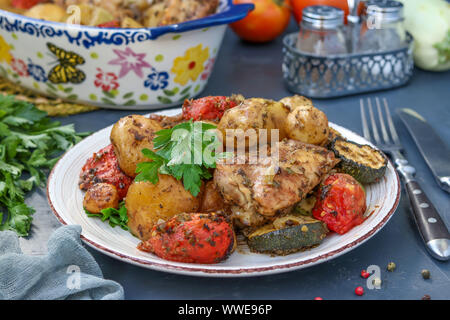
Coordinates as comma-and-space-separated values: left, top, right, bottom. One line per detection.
46, 116, 401, 277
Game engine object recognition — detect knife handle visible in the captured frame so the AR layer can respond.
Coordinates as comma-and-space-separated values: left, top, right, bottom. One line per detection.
405, 180, 450, 261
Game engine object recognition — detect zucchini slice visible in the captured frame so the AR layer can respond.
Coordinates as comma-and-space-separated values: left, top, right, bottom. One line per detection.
331, 138, 387, 184
247, 215, 328, 255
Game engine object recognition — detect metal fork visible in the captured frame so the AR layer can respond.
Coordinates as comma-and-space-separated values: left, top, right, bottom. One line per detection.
360, 97, 450, 261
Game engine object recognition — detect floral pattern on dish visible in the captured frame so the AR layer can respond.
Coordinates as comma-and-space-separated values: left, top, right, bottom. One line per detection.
171, 44, 209, 86
27, 60, 47, 82
0, 21, 225, 108
94, 68, 120, 92
11, 56, 28, 77
0, 35, 12, 64
108, 47, 151, 78
201, 58, 215, 81
144, 68, 169, 91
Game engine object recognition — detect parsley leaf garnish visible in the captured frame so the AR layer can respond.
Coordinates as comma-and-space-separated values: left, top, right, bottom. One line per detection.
85, 201, 129, 231
135, 149, 165, 185
0, 95, 89, 236
135, 121, 226, 197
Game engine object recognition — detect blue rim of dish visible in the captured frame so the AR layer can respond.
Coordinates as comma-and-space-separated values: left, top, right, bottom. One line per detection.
0, 0, 254, 39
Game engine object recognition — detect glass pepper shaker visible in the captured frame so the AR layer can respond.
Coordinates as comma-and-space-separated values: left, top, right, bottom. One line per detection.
296, 5, 347, 56
358, 0, 406, 52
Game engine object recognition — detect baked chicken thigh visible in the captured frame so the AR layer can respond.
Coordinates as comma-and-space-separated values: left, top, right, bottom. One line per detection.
214, 139, 339, 227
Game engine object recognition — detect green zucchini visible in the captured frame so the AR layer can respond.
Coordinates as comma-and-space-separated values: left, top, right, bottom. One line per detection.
247, 215, 328, 255
331, 138, 387, 184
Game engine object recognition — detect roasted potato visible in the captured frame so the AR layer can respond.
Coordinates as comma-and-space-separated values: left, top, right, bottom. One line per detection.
284, 104, 329, 145
280, 95, 329, 145
89, 6, 114, 25
217, 98, 289, 149
143, 1, 167, 27
25, 4, 67, 22
110, 115, 163, 177
218, 96, 329, 148
279, 95, 314, 112
83, 183, 119, 214
121, 17, 144, 28
126, 176, 203, 240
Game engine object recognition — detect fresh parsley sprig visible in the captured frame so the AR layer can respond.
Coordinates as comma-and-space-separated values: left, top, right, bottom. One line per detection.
85, 201, 128, 231
135, 120, 225, 197
0, 95, 89, 236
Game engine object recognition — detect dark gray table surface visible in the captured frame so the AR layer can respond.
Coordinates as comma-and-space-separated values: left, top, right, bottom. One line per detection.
24, 24, 450, 300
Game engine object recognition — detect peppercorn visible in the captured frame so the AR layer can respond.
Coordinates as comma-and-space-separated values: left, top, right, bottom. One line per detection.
387, 262, 396, 272
355, 286, 364, 296
361, 270, 370, 279
421, 269, 431, 279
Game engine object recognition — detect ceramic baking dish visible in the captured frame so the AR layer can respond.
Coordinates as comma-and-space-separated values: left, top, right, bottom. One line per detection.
0, 0, 253, 110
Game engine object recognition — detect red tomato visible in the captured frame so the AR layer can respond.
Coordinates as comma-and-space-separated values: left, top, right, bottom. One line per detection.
79, 144, 133, 200
138, 213, 235, 264
230, 0, 291, 43
291, 0, 349, 24
11, 0, 43, 10
182, 96, 238, 121
312, 173, 366, 235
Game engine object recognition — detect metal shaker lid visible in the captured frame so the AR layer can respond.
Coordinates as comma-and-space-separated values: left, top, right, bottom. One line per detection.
365, 0, 404, 23
302, 5, 345, 29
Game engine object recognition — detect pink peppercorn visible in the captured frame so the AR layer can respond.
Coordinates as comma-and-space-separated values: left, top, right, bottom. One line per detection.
355, 286, 364, 296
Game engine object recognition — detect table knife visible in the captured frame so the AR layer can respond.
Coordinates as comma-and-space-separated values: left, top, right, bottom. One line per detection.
396, 108, 449, 261
398, 109, 450, 194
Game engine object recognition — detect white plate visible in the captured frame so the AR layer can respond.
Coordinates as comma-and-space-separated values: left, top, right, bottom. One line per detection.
47, 109, 401, 277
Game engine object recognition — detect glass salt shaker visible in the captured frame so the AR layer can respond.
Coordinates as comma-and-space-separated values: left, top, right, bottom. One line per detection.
346, 0, 363, 53
358, 0, 406, 52
296, 5, 347, 56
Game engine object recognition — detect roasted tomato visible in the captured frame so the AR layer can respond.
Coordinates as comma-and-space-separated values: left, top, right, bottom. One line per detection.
291, 0, 349, 24
230, 0, 291, 43
79, 144, 133, 200
138, 212, 235, 264
97, 20, 120, 28
11, 0, 43, 10
182, 96, 239, 121
312, 173, 366, 234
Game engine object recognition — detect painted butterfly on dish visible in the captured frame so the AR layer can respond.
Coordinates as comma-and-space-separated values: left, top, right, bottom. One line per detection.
47, 43, 86, 84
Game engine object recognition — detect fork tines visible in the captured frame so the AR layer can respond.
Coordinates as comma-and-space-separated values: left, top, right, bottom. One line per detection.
360, 97, 400, 149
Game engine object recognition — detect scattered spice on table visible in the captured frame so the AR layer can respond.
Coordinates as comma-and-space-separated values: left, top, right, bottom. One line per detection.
421, 269, 431, 280
360, 270, 370, 279
387, 262, 396, 272
354, 286, 364, 296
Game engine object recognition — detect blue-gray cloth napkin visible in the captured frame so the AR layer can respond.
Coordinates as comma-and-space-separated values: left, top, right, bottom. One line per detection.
0, 225, 124, 300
